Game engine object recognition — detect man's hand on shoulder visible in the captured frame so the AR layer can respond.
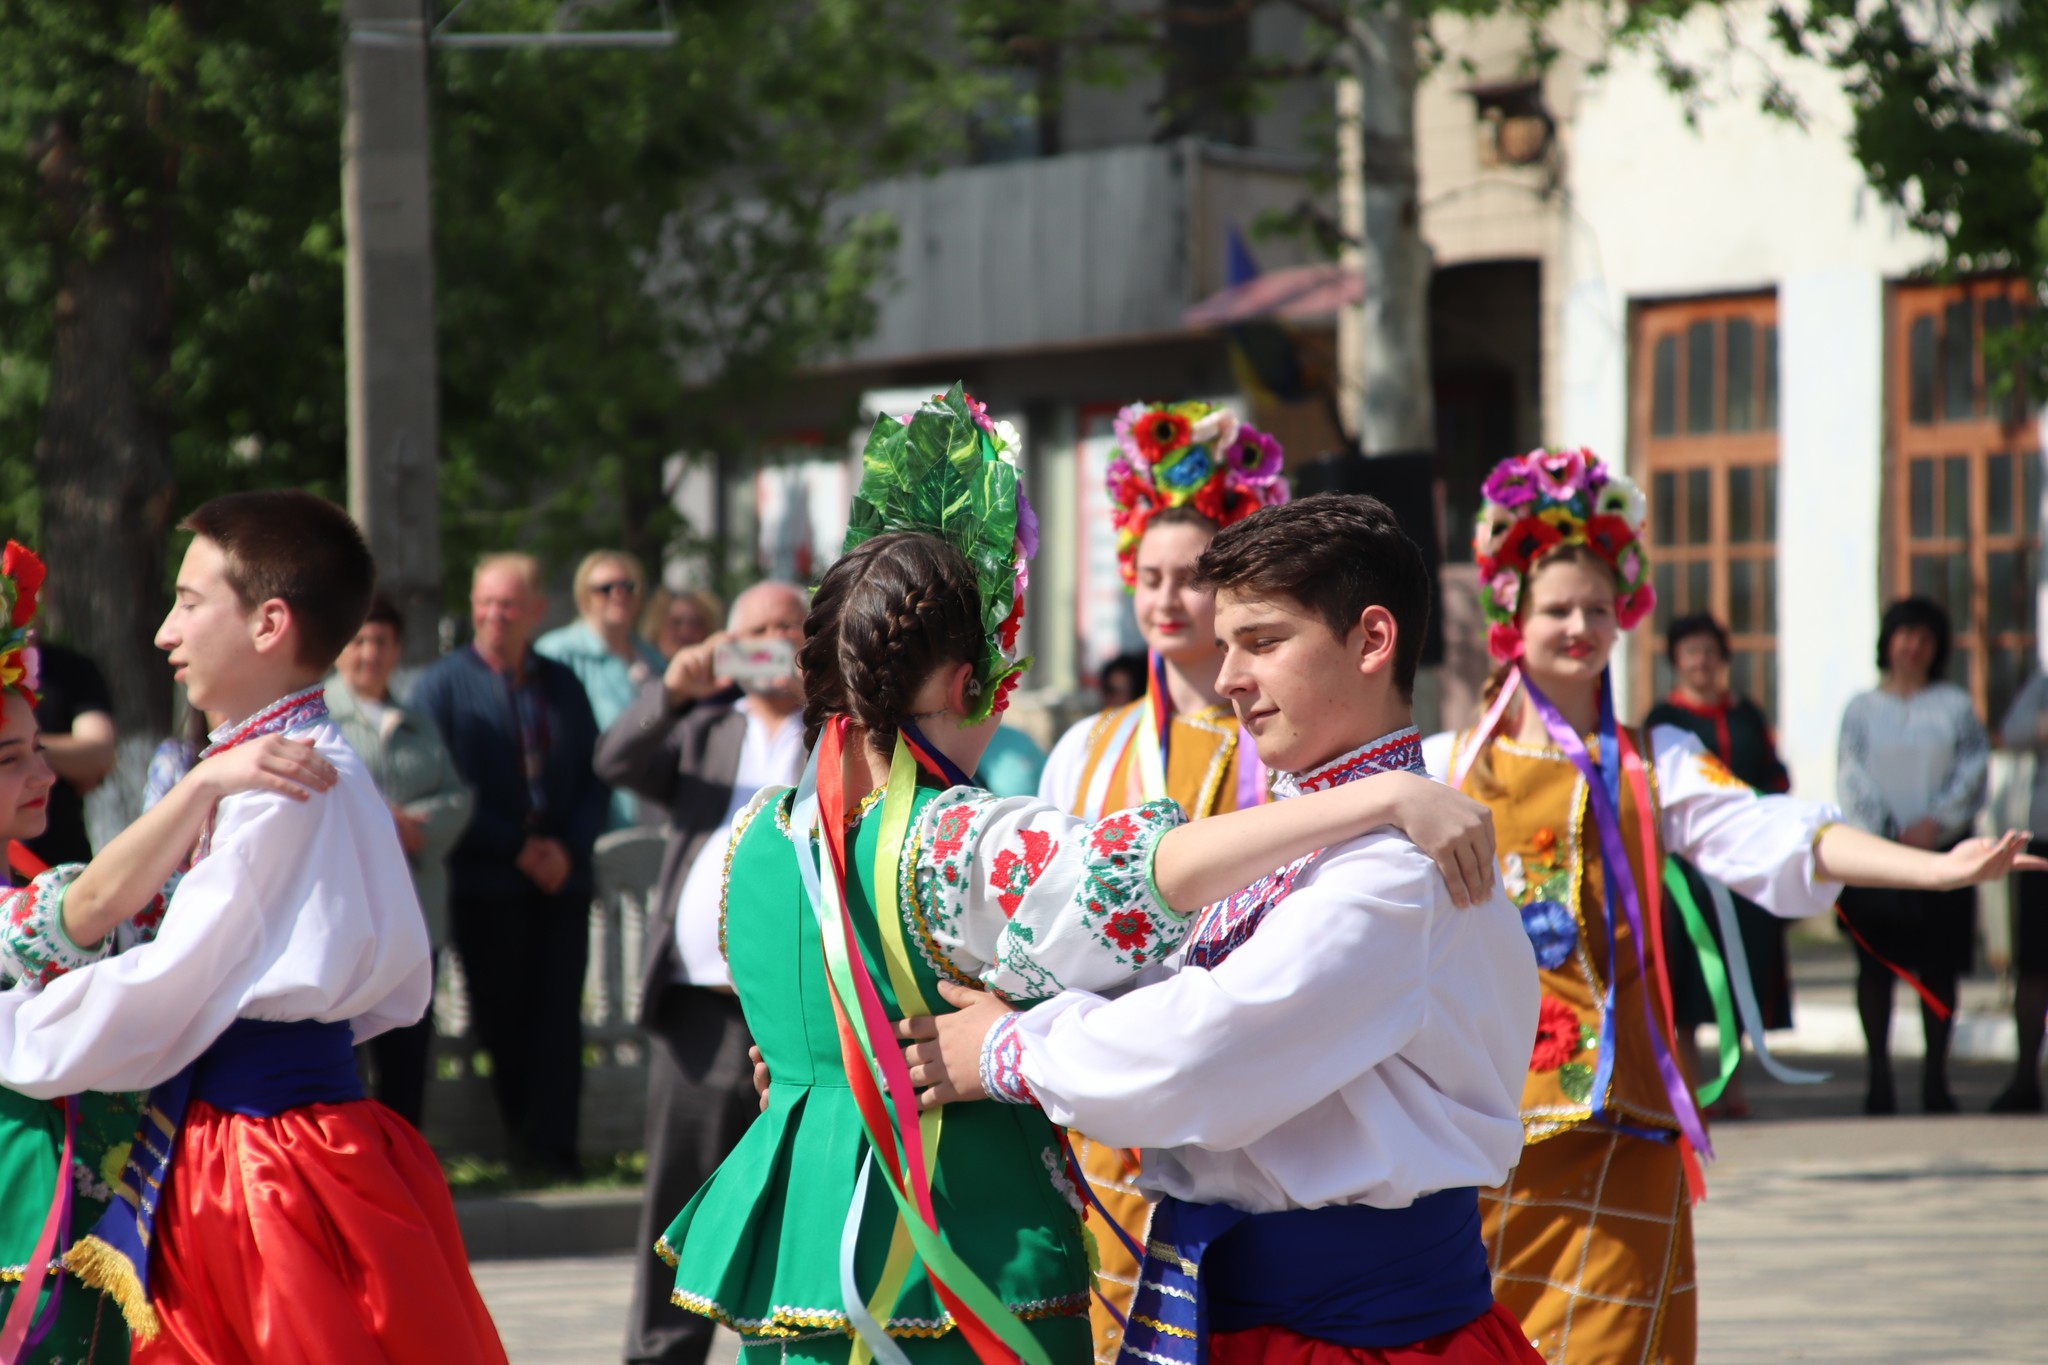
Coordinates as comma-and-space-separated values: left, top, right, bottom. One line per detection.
897, 980, 1016, 1110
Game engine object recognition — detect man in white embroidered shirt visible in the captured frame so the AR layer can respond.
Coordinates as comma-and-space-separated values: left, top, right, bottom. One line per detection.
904, 494, 1544, 1365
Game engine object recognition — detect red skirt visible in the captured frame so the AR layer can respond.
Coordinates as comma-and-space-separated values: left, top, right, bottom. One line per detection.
131, 1098, 507, 1365
1212, 1305, 1544, 1365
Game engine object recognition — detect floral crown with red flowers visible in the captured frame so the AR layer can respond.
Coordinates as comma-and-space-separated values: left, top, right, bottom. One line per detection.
1106, 400, 1290, 588
0, 541, 46, 711
1473, 448, 1654, 663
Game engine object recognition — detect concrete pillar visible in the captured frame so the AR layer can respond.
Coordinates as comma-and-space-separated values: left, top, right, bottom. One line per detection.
343, 0, 442, 664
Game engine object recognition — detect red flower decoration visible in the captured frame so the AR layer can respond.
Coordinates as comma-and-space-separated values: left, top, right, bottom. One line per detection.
1530, 995, 1582, 1072
1092, 814, 1138, 855
1104, 909, 1154, 951
1487, 622, 1525, 663
1582, 514, 1635, 567
1616, 583, 1657, 631
3, 542, 45, 627
990, 671, 1022, 716
1191, 478, 1260, 529
1133, 412, 1192, 462
1493, 518, 1564, 575
933, 805, 974, 860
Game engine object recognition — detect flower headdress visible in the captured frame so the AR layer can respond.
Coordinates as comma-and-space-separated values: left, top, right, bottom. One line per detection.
0, 541, 45, 711
843, 384, 1036, 723
1473, 448, 1653, 662
1107, 400, 1290, 587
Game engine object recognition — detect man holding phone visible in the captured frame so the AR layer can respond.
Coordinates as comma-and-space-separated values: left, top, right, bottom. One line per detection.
594, 579, 808, 1365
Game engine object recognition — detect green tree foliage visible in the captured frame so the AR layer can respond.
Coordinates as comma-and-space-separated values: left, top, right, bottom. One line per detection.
0, 0, 984, 728
1770, 0, 2048, 391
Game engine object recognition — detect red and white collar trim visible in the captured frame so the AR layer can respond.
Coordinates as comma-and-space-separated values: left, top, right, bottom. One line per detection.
1275, 726, 1424, 798
201, 684, 329, 760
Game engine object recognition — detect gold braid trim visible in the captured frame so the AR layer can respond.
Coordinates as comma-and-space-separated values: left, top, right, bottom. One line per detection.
666, 1286, 1089, 1341
63, 1234, 161, 1341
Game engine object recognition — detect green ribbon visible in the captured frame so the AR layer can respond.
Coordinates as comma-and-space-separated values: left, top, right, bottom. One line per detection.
1661, 858, 1738, 1106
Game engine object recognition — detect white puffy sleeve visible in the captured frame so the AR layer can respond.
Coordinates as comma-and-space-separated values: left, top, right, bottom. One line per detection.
0, 732, 431, 1097
1653, 723, 1843, 920
907, 787, 1188, 1004
1006, 839, 1443, 1150
0, 866, 177, 986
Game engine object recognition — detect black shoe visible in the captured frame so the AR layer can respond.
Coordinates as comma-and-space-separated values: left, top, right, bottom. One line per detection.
1989, 1080, 2044, 1114
1863, 1083, 1897, 1116
1922, 1089, 1959, 1115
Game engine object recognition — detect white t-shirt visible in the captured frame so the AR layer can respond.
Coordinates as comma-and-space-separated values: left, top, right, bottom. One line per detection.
673, 699, 805, 987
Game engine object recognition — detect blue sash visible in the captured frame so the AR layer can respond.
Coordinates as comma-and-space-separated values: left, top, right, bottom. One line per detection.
65, 1018, 363, 1338
1116, 1189, 1494, 1365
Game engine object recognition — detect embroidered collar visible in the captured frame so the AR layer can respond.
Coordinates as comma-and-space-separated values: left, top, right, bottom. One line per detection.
201, 684, 329, 760
1274, 726, 1424, 798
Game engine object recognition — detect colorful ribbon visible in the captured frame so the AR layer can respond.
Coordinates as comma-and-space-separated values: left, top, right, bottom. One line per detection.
1665, 864, 1830, 1089
1136, 653, 1172, 803
789, 719, 1050, 1365
1521, 672, 1712, 1201
0, 1097, 71, 1364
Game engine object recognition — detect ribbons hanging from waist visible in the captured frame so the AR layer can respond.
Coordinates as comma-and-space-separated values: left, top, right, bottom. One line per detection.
64, 1017, 364, 1340
1115, 1189, 1494, 1365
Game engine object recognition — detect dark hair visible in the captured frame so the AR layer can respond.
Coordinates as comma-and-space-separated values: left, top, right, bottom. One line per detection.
1191, 492, 1431, 699
362, 590, 405, 639
1144, 505, 1220, 538
799, 532, 986, 752
1877, 596, 1952, 680
180, 491, 376, 672
1665, 612, 1730, 665
1099, 652, 1148, 705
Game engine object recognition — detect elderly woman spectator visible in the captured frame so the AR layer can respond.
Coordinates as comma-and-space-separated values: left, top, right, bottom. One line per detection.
539, 550, 667, 828
1836, 596, 1989, 1115
328, 591, 475, 1130
642, 585, 723, 660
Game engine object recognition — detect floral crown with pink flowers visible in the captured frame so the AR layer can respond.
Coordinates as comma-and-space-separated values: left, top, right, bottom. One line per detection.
1473, 448, 1654, 663
0, 541, 45, 715
1106, 400, 1290, 588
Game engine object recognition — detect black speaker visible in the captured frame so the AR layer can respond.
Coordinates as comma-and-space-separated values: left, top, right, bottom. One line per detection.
1291, 449, 1446, 667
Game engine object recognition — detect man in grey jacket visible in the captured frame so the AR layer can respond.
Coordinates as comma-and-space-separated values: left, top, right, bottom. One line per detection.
596, 580, 807, 1365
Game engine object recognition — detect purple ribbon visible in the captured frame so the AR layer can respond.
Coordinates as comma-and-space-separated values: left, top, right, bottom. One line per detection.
1520, 672, 1713, 1164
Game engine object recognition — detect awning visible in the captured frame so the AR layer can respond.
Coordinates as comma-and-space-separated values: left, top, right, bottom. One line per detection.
1183, 263, 1362, 329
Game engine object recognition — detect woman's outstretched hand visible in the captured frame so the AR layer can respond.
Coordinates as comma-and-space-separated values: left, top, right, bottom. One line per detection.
1927, 831, 2048, 890
193, 736, 338, 804
896, 980, 1016, 1110
1377, 771, 1497, 907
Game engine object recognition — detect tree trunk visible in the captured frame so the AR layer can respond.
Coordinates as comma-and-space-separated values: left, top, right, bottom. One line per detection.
1337, 0, 1433, 455
33, 121, 177, 738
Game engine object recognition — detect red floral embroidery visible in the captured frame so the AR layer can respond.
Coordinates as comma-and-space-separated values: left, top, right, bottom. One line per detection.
1530, 995, 1581, 1072
1104, 909, 1154, 952
1091, 814, 1138, 856
933, 804, 975, 860
991, 829, 1059, 918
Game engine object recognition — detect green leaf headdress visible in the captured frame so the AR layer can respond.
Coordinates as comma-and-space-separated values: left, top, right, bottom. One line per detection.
843, 384, 1036, 724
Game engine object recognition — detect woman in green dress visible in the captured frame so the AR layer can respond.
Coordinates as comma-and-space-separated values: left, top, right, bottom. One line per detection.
657, 390, 1498, 1365
0, 541, 338, 1364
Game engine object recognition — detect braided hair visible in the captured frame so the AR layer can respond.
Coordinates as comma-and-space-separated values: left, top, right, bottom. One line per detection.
800, 532, 988, 752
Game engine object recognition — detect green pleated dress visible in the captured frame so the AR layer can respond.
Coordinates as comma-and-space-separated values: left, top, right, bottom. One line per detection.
659, 786, 1091, 1365
0, 1085, 139, 1364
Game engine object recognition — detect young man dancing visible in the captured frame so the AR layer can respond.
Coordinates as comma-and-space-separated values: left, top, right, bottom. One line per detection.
0, 491, 506, 1363
906, 494, 1544, 1365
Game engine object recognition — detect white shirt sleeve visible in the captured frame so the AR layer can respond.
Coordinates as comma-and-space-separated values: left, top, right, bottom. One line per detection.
0, 725, 431, 1097
1016, 838, 1472, 1151
907, 787, 1188, 1004
1653, 723, 1843, 921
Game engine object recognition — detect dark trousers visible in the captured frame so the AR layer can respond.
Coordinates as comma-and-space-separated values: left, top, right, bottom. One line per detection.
365, 957, 439, 1130
452, 888, 589, 1175
625, 983, 757, 1365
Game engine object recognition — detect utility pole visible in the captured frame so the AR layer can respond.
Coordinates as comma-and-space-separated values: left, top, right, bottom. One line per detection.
342, 0, 442, 665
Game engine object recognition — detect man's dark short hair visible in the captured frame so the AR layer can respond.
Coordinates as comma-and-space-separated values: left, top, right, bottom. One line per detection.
1665, 612, 1730, 665
1192, 492, 1432, 699
181, 490, 377, 671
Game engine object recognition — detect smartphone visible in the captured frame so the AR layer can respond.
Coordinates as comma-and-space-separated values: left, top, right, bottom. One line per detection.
713, 637, 797, 684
